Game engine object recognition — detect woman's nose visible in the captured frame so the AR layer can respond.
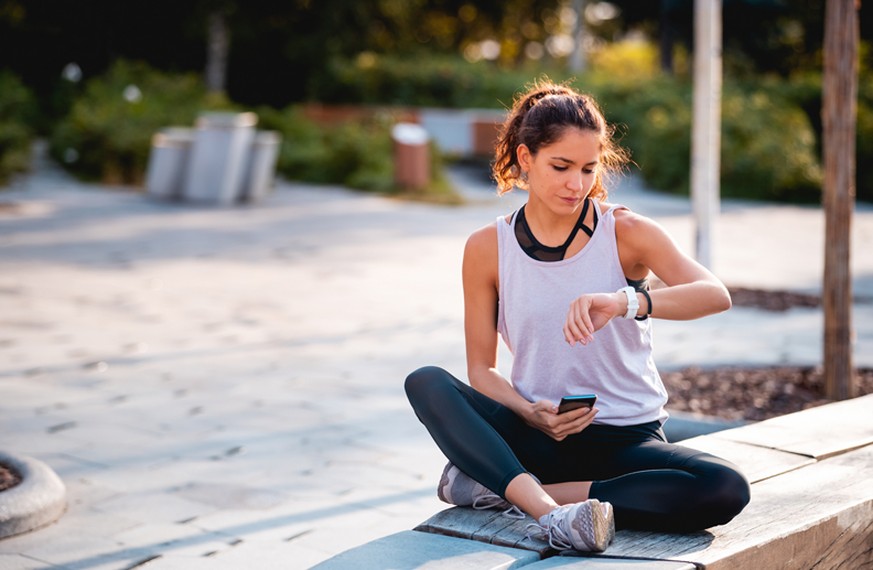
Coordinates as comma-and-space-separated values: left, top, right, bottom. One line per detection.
567, 173, 583, 192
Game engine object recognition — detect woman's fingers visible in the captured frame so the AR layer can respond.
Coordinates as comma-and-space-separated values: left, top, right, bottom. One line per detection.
565, 298, 593, 345
551, 407, 598, 439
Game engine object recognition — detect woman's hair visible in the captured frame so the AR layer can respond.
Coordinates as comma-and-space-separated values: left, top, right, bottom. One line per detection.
492, 79, 629, 200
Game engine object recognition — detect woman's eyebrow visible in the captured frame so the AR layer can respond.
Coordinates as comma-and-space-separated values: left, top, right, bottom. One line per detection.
552, 156, 599, 167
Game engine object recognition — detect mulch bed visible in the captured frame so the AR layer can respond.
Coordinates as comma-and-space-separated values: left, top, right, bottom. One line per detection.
0, 463, 21, 492
663, 365, 873, 422
662, 286, 873, 421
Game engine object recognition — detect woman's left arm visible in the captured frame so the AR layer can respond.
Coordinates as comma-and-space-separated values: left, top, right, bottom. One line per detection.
563, 208, 731, 345
615, 209, 731, 320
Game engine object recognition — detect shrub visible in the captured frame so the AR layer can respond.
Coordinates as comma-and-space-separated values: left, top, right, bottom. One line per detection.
720, 87, 821, 202
580, 74, 823, 202
257, 105, 459, 203
0, 72, 37, 185
49, 60, 231, 185
312, 53, 545, 109
857, 80, 873, 203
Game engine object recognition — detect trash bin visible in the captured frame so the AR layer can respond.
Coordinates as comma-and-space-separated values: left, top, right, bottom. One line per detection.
145, 128, 194, 201
471, 110, 506, 158
239, 130, 282, 203
183, 112, 257, 204
392, 123, 430, 192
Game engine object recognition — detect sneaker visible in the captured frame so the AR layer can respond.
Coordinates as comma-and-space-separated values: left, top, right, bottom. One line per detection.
437, 463, 524, 517
531, 499, 615, 552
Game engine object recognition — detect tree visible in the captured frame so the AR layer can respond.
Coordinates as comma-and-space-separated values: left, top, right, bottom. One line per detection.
822, 0, 859, 400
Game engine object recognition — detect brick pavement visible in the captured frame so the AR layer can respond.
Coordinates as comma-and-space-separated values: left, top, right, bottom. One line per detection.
0, 156, 871, 569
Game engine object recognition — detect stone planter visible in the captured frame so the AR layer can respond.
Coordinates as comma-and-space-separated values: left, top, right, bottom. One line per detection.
0, 451, 66, 539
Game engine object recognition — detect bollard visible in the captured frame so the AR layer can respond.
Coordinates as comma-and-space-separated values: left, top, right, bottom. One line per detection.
182, 112, 257, 204
145, 128, 194, 201
392, 123, 430, 192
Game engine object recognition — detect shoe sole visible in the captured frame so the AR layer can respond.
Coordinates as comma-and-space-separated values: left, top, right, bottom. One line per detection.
589, 499, 614, 552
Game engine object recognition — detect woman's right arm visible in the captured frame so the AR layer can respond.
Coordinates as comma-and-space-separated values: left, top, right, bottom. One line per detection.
462, 224, 591, 439
462, 224, 529, 413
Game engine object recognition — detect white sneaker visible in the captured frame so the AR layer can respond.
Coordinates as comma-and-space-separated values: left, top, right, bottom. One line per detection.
437, 463, 525, 518
531, 499, 615, 552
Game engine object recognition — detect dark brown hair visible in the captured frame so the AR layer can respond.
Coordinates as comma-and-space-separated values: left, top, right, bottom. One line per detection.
492, 79, 629, 199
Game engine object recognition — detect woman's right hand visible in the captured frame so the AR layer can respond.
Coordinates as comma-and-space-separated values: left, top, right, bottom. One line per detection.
525, 400, 598, 441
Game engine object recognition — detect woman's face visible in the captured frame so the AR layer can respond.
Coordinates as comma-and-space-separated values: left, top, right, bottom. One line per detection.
517, 127, 601, 215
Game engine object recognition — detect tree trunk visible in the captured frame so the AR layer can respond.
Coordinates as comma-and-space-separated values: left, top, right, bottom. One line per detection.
822, 0, 859, 400
659, 1, 675, 74
205, 9, 229, 95
569, 0, 587, 73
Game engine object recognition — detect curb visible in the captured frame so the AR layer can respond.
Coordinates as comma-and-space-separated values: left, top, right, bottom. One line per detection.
663, 410, 747, 442
0, 451, 66, 539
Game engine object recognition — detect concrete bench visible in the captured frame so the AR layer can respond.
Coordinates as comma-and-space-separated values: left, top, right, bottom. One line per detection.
314, 394, 873, 569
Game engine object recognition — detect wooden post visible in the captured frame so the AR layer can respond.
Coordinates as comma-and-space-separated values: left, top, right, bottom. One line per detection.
205, 9, 229, 95
569, 0, 587, 73
822, 0, 859, 400
691, 0, 722, 270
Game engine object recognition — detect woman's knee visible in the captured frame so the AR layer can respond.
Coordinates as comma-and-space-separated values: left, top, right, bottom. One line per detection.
702, 460, 751, 525
404, 366, 454, 407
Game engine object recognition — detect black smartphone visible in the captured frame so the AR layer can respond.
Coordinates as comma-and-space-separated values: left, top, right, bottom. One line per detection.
558, 394, 597, 414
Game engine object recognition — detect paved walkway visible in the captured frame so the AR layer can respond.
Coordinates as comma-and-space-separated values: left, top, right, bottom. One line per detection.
0, 152, 871, 569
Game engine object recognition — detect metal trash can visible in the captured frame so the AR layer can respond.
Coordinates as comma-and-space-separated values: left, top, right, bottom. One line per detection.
145, 128, 194, 201
239, 130, 282, 203
183, 112, 257, 204
392, 123, 430, 191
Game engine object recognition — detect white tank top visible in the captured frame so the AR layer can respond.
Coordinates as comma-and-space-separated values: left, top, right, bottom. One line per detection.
496, 203, 668, 426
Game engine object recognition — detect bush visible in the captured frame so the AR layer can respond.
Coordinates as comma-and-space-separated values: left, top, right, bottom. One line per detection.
257, 105, 459, 203
579, 74, 823, 203
759, 71, 872, 203
857, 80, 873, 203
312, 53, 545, 109
0, 72, 38, 185
49, 60, 231, 185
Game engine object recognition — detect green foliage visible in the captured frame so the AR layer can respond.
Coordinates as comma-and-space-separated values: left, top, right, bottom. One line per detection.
720, 86, 822, 202
857, 79, 873, 203
49, 60, 231, 184
0, 72, 37, 185
579, 73, 822, 203
588, 40, 662, 83
257, 105, 460, 203
312, 53, 545, 109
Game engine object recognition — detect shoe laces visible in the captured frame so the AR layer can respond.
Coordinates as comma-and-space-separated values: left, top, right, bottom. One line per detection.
526, 513, 574, 551
472, 494, 527, 519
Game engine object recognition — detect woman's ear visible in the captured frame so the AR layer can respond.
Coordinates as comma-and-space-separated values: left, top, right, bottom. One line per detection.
516, 144, 532, 173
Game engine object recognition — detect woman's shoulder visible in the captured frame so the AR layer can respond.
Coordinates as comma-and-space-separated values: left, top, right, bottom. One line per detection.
603, 202, 671, 248
599, 201, 650, 227
465, 220, 499, 255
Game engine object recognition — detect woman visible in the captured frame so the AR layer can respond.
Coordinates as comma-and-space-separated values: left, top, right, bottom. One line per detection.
405, 81, 750, 553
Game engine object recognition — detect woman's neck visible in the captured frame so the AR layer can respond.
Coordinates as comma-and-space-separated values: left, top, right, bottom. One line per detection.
523, 196, 586, 247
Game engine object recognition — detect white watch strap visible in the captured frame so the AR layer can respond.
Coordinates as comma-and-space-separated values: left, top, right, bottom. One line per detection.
618, 286, 639, 319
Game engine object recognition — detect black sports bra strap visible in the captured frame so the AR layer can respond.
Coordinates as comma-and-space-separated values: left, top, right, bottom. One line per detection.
514, 199, 598, 262
557, 198, 590, 249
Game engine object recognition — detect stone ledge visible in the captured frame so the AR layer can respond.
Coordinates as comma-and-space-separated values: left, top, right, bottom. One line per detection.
310, 530, 540, 569
0, 451, 66, 539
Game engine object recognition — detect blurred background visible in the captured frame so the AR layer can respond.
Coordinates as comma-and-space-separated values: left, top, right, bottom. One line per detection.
1, 0, 871, 205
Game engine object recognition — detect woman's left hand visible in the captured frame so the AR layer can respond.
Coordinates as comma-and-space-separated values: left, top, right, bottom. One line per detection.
563, 292, 622, 346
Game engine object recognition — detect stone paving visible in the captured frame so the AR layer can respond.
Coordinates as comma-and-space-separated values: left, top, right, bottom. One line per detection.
0, 154, 872, 569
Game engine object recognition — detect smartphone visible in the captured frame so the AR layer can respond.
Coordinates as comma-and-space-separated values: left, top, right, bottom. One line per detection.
558, 394, 597, 414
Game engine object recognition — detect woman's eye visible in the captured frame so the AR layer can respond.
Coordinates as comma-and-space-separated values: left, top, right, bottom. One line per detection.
583, 168, 595, 174
553, 165, 568, 172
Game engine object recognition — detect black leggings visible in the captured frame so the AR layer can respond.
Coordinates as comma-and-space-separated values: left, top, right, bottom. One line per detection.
405, 366, 750, 532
